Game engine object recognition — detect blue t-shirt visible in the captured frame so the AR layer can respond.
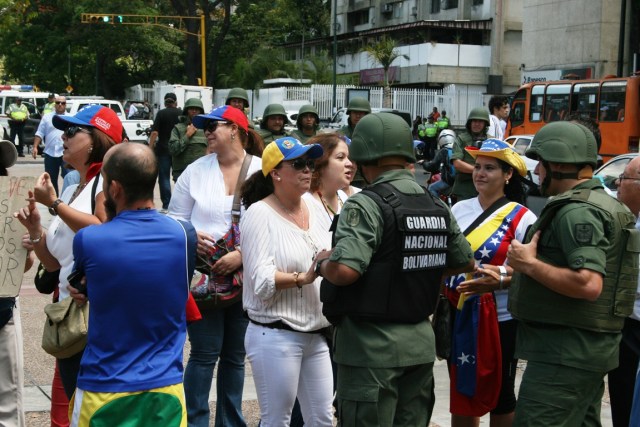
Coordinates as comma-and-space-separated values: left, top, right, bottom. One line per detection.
73, 209, 194, 393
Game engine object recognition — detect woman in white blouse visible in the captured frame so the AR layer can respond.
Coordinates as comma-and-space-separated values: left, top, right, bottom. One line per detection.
169, 106, 262, 427
240, 137, 333, 426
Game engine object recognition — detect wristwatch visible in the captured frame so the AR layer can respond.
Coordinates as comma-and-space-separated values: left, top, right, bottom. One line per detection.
315, 258, 328, 276
48, 199, 63, 216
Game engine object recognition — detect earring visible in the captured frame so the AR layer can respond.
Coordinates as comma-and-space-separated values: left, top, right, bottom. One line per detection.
276, 176, 281, 181
88, 147, 93, 154
231, 133, 236, 141
506, 179, 509, 185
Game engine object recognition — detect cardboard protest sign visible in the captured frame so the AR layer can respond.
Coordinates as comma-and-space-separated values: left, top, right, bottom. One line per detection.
0, 176, 35, 297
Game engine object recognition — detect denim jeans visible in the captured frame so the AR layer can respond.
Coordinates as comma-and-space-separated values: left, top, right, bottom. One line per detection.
184, 301, 248, 427
156, 154, 172, 209
44, 154, 69, 197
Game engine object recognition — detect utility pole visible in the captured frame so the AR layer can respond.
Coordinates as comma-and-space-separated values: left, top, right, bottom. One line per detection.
81, 13, 207, 86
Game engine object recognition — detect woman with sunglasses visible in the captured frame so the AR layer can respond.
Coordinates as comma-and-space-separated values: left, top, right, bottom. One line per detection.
444, 139, 536, 427
14, 105, 121, 402
169, 106, 262, 427
240, 137, 333, 426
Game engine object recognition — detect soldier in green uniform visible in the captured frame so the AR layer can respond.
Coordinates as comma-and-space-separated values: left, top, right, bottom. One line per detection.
451, 107, 490, 202
225, 87, 249, 112
315, 113, 474, 427
338, 97, 371, 139
168, 97, 206, 181
258, 103, 289, 145
507, 121, 639, 426
289, 104, 319, 144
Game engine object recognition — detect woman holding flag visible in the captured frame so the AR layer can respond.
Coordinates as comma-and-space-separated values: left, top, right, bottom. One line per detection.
445, 139, 537, 427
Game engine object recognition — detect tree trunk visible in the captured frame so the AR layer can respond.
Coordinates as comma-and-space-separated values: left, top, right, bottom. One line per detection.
206, 0, 233, 88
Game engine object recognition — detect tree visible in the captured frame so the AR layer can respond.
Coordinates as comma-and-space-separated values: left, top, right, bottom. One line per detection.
363, 37, 409, 107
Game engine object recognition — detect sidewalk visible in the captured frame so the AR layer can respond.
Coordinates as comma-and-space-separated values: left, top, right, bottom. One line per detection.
11, 156, 612, 426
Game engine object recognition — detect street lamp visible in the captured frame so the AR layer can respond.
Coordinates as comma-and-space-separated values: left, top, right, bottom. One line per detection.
332, 0, 338, 114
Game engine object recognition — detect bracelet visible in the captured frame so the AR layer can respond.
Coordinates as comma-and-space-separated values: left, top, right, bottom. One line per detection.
293, 272, 301, 289
29, 232, 43, 244
498, 265, 508, 290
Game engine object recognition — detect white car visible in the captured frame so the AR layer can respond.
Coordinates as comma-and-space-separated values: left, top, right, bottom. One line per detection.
593, 153, 639, 197
504, 134, 538, 184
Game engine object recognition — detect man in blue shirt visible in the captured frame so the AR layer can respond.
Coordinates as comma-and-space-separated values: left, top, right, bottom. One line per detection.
68, 143, 196, 426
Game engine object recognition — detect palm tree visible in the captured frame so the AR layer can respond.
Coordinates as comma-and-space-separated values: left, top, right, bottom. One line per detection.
362, 37, 409, 107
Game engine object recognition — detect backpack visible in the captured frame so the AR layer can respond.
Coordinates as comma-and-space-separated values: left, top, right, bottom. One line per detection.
440, 146, 456, 185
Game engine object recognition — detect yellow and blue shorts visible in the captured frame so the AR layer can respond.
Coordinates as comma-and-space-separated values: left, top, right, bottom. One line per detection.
69, 383, 186, 427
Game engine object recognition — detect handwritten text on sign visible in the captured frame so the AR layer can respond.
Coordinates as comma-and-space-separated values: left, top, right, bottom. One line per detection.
0, 176, 34, 297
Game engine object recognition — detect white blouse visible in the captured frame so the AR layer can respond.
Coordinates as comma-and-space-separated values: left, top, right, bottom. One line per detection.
169, 152, 262, 239
240, 198, 331, 332
46, 175, 103, 300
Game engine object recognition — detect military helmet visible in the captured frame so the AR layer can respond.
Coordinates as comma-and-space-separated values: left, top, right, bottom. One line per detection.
296, 104, 319, 128
526, 121, 598, 168
225, 88, 249, 108
437, 129, 456, 150
183, 98, 204, 115
346, 97, 372, 114
466, 107, 490, 124
262, 103, 288, 122
350, 113, 415, 163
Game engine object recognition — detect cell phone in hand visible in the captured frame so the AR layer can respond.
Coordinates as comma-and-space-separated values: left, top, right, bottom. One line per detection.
67, 270, 87, 296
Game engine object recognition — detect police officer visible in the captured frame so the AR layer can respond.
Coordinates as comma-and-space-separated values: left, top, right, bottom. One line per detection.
450, 107, 490, 201
7, 97, 29, 157
168, 97, 206, 182
258, 103, 289, 144
42, 93, 56, 115
289, 104, 319, 144
315, 113, 474, 427
339, 97, 371, 139
423, 115, 439, 160
507, 121, 639, 426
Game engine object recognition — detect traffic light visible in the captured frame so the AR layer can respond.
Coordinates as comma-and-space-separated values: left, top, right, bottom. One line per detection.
89, 14, 110, 23
115, 15, 123, 24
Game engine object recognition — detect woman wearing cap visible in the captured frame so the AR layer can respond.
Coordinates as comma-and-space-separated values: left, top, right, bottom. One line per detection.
444, 139, 536, 427
240, 137, 333, 426
14, 105, 121, 401
169, 105, 262, 427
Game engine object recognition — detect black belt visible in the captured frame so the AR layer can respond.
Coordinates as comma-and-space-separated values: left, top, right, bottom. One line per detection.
248, 318, 326, 335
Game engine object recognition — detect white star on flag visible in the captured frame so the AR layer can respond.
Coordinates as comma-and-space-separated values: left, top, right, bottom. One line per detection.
458, 352, 471, 365
479, 246, 491, 258
490, 237, 500, 246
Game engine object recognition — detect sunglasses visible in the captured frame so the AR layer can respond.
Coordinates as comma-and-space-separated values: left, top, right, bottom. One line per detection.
55, 101, 66, 105
286, 158, 316, 171
64, 126, 92, 139
203, 120, 231, 133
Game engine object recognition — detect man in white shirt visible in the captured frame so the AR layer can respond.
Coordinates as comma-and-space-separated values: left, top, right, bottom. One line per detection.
611, 155, 640, 427
488, 96, 509, 140
33, 95, 68, 196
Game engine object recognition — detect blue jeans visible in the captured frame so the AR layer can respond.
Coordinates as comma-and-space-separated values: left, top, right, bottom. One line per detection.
44, 154, 69, 197
157, 154, 172, 209
428, 179, 450, 198
184, 301, 248, 427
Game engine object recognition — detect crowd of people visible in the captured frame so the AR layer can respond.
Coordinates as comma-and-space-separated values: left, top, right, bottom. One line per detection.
1, 90, 639, 427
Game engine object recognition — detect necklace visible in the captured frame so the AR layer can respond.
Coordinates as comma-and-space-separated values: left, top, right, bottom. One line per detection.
69, 181, 89, 205
317, 191, 343, 219
273, 194, 306, 229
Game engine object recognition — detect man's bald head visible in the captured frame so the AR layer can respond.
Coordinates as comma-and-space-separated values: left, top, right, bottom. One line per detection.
103, 143, 158, 204
617, 155, 640, 218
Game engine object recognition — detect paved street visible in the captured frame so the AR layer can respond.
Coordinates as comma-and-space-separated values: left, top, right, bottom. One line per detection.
10, 155, 612, 426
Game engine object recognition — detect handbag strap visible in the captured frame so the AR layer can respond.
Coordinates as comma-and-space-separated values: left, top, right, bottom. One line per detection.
231, 154, 253, 224
463, 196, 509, 236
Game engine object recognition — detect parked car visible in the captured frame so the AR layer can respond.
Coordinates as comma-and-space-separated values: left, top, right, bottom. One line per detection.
505, 134, 537, 184
593, 152, 639, 197
0, 90, 51, 153
326, 107, 412, 129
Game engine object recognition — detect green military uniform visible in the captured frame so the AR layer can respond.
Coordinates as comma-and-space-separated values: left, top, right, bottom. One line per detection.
330, 169, 473, 426
289, 128, 315, 144
338, 124, 354, 139
508, 121, 640, 426
259, 103, 289, 145
450, 130, 485, 200
258, 128, 288, 145
168, 116, 206, 181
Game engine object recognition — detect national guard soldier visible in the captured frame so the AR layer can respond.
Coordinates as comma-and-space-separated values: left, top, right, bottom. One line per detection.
225, 87, 250, 113
258, 103, 289, 145
315, 113, 474, 427
507, 121, 640, 426
451, 107, 490, 202
289, 104, 319, 144
338, 97, 371, 139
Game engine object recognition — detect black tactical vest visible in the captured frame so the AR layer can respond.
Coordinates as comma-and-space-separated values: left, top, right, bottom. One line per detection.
321, 182, 450, 324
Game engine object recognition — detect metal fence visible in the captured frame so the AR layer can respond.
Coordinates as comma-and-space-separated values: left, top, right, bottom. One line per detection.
283, 84, 484, 126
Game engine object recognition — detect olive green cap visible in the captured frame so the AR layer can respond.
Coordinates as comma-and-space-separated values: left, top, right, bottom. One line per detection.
467, 107, 490, 124
346, 97, 372, 114
350, 113, 415, 163
225, 88, 249, 107
526, 121, 598, 168
183, 98, 204, 115
262, 103, 288, 122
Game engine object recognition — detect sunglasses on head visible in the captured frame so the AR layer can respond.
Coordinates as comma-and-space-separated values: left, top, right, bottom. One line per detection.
204, 120, 231, 133
64, 126, 92, 139
286, 158, 316, 171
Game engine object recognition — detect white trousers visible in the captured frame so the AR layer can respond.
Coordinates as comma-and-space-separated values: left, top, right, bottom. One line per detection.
0, 300, 24, 427
245, 323, 333, 427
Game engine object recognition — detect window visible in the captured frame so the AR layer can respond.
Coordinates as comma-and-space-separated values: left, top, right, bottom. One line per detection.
529, 85, 544, 122
600, 81, 627, 122
571, 83, 599, 120
544, 84, 570, 122
443, 0, 459, 9
472, 0, 483, 5
431, 0, 440, 13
